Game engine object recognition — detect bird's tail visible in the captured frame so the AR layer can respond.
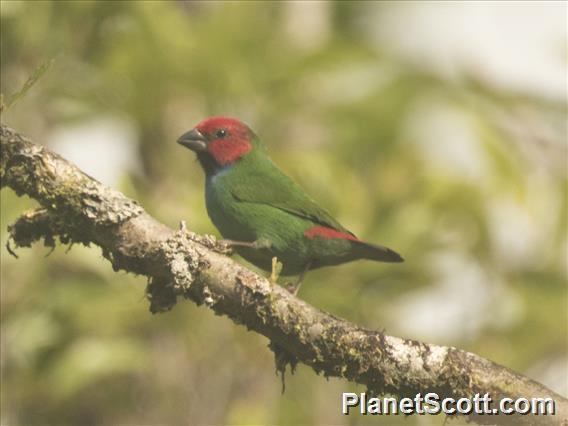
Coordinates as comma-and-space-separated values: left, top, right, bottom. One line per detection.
351, 240, 404, 263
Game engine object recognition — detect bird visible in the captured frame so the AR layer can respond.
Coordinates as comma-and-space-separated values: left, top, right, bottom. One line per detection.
177, 116, 403, 291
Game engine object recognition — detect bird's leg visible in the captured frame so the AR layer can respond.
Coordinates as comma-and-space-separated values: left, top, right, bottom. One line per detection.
286, 261, 312, 296
219, 238, 272, 250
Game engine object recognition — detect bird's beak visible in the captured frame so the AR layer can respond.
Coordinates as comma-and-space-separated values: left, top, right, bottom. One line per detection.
177, 128, 207, 152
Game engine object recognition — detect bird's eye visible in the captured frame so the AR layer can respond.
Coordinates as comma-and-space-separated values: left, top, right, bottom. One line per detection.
216, 129, 227, 138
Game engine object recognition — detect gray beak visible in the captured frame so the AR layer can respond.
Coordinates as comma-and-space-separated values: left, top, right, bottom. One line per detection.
177, 128, 207, 152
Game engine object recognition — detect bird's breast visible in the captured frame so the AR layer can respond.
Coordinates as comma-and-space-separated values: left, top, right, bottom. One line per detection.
204, 167, 256, 242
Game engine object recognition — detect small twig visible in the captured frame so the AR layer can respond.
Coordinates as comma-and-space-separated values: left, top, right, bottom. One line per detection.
2, 59, 54, 112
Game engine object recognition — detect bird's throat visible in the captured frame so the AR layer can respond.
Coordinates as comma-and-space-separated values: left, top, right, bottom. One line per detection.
197, 153, 220, 175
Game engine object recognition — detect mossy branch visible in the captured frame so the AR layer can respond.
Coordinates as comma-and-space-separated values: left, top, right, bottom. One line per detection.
1, 124, 566, 425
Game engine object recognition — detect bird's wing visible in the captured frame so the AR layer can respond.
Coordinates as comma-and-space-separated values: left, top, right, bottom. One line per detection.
229, 166, 354, 235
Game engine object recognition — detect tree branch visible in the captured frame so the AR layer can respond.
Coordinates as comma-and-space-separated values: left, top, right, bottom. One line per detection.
1, 124, 566, 425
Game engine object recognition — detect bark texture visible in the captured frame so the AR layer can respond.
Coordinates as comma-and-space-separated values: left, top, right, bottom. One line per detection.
1, 124, 566, 425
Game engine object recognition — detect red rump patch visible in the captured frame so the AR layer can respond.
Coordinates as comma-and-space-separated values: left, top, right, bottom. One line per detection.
195, 116, 253, 166
304, 226, 359, 241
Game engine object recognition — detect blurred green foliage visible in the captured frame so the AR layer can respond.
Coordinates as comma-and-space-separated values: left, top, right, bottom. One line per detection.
1, 2, 566, 425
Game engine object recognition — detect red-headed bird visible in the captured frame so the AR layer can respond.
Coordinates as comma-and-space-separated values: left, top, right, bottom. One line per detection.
177, 117, 403, 288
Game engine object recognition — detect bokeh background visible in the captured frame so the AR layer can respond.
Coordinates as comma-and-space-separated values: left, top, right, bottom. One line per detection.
1, 1, 566, 425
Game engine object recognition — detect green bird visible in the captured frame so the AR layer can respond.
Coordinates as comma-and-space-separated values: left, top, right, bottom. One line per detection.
177, 116, 403, 288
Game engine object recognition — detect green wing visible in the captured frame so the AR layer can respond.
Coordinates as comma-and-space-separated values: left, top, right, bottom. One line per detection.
229, 161, 353, 235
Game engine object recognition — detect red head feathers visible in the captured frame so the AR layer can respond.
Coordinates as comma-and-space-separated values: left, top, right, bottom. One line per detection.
194, 116, 253, 166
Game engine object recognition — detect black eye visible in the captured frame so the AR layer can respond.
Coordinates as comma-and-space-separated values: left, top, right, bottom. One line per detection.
216, 129, 227, 138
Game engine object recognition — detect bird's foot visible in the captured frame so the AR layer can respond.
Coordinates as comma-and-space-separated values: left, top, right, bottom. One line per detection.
212, 239, 234, 255
197, 237, 233, 255
284, 281, 299, 295
177, 229, 233, 255
270, 257, 283, 283
284, 261, 312, 296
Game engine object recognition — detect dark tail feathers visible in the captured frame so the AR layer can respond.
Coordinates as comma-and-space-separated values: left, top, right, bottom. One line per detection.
352, 240, 404, 263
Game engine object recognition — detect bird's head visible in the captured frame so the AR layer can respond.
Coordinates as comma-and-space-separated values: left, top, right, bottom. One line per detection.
177, 116, 256, 173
